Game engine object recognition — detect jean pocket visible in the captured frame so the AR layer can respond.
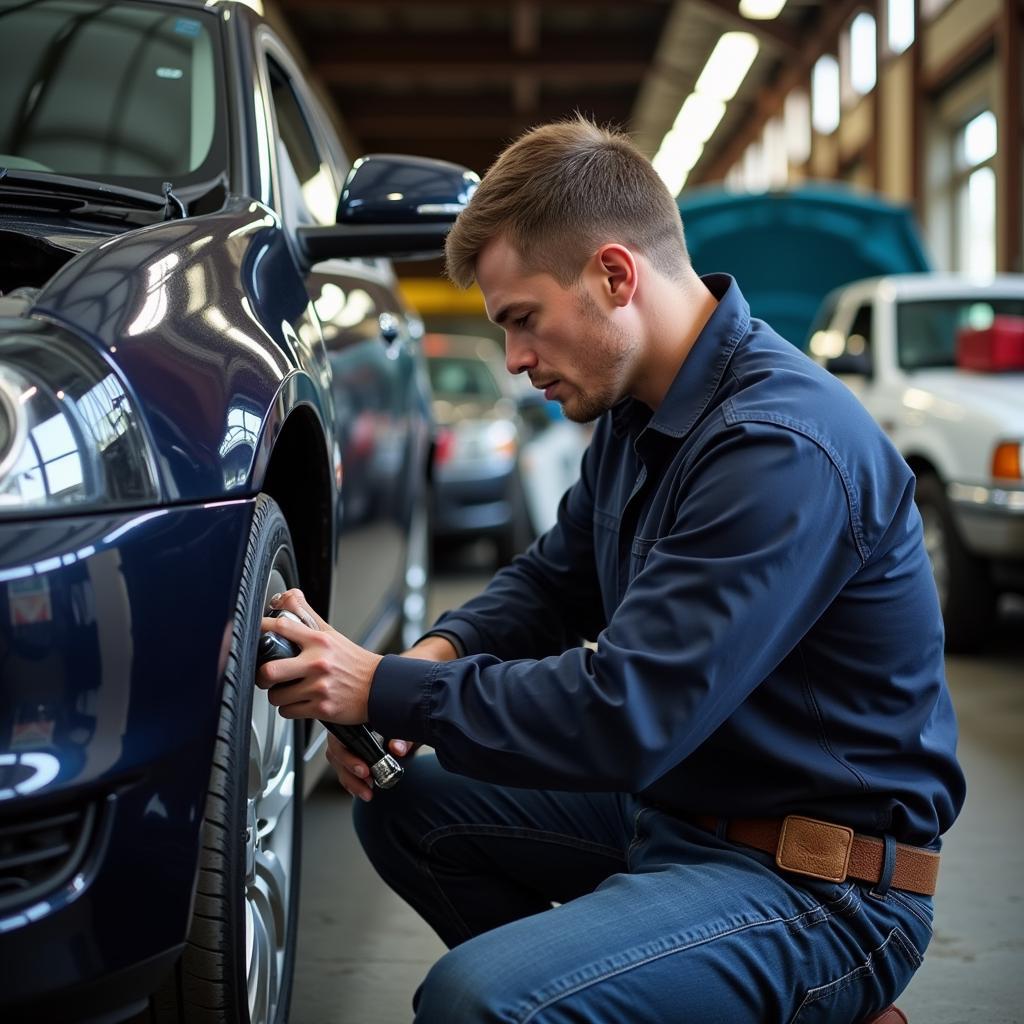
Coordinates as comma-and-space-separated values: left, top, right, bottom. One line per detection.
789, 927, 923, 1024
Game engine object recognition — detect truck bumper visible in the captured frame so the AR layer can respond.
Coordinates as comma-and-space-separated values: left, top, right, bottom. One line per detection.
948, 481, 1024, 557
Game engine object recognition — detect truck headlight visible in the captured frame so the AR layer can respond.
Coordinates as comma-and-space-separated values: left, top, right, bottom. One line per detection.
0, 325, 158, 517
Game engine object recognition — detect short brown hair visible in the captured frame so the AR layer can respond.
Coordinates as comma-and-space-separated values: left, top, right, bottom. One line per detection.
445, 116, 689, 288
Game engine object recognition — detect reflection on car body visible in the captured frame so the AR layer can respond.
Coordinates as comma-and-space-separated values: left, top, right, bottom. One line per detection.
0, 1, 477, 1021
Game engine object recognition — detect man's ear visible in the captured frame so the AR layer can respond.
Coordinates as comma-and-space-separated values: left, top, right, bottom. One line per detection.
594, 244, 638, 308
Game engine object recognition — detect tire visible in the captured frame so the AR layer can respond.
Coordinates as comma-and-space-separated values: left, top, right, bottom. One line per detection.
915, 473, 995, 653
153, 494, 303, 1024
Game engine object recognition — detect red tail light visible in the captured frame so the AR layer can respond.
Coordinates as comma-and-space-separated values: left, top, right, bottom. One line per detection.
433, 428, 455, 466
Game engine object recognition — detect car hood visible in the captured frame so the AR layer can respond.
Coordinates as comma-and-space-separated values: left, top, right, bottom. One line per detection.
431, 396, 515, 428
677, 184, 930, 348
3, 197, 324, 504
905, 369, 1024, 432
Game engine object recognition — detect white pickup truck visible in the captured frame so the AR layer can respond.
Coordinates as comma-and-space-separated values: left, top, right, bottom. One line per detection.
807, 273, 1024, 651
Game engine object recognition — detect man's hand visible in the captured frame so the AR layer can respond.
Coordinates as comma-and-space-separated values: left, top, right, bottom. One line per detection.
325, 732, 416, 802
259, 590, 452, 801
329, 632, 462, 799
255, 589, 381, 725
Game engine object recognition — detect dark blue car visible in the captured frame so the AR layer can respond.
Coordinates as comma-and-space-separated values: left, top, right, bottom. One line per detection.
0, 1, 477, 1020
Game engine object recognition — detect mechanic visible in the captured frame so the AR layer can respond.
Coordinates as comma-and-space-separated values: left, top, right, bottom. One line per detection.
257, 117, 966, 1023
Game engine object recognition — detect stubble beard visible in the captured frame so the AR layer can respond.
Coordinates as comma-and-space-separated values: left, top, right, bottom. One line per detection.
560, 290, 633, 424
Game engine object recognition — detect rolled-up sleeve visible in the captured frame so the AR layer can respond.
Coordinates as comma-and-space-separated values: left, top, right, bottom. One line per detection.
369, 422, 864, 791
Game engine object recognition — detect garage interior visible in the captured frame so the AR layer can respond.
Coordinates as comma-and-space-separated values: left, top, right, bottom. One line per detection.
253, 2, 1023, 1022
0, 0, 1019, 1021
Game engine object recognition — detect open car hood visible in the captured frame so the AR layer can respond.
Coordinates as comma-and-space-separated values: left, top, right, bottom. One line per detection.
677, 183, 931, 349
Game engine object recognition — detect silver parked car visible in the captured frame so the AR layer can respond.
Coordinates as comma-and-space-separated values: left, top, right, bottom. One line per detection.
425, 333, 588, 564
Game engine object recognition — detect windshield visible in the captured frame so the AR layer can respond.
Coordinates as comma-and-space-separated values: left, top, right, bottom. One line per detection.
428, 357, 503, 402
0, 0, 225, 192
897, 297, 1024, 370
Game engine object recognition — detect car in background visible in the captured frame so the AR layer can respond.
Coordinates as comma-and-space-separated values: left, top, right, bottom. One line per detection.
0, 0, 477, 1021
424, 333, 588, 563
808, 274, 1024, 651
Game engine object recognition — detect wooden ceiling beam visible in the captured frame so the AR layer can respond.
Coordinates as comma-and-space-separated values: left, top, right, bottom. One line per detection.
343, 107, 634, 139
315, 58, 649, 85
512, 1, 540, 52
304, 32, 657, 64
279, 0, 668, 9
328, 90, 634, 117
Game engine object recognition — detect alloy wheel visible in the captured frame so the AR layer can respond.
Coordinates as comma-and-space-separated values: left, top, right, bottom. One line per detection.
244, 561, 298, 1024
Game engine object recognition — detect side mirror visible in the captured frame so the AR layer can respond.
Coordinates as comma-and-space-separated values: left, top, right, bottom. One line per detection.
297, 154, 479, 267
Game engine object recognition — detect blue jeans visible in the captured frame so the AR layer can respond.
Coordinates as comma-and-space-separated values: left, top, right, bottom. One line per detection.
352, 754, 934, 1023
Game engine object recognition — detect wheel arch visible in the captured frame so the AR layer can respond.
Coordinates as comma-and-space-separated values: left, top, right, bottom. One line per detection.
904, 453, 940, 482
260, 405, 333, 622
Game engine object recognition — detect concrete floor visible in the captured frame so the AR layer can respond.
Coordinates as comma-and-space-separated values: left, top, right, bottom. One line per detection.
291, 547, 1024, 1023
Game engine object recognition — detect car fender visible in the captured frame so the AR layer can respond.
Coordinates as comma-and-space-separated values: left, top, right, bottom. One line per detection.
30, 196, 334, 504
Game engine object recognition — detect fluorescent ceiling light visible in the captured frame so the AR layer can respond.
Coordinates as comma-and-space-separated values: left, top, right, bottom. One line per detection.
673, 93, 727, 143
739, 0, 786, 18
694, 32, 760, 102
657, 129, 704, 173
652, 153, 689, 198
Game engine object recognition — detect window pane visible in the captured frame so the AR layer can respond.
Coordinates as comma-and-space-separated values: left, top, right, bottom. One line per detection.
960, 166, 996, 276
784, 90, 811, 164
962, 110, 997, 167
887, 0, 914, 54
812, 55, 840, 134
850, 13, 877, 94
268, 59, 337, 226
764, 116, 787, 189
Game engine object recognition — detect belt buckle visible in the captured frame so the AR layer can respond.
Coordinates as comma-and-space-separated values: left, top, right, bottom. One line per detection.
775, 814, 854, 884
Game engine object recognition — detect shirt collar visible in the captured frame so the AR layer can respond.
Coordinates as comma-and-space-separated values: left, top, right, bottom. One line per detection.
610, 273, 750, 440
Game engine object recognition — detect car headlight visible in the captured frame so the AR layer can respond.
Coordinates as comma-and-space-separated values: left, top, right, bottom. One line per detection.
0, 323, 159, 517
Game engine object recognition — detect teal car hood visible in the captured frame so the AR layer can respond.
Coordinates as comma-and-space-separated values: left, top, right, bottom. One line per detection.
677, 184, 931, 348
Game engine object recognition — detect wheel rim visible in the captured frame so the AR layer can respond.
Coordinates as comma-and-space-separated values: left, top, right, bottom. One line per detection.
245, 560, 298, 1024
919, 502, 950, 609
402, 495, 429, 650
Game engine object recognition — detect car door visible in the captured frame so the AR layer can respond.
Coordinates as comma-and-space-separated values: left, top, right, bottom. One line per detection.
260, 40, 411, 642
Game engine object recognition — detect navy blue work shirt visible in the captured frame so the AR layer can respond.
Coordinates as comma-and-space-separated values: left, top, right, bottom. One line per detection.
370, 274, 966, 848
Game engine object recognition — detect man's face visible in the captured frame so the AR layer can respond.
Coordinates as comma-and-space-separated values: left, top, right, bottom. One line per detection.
476, 236, 636, 424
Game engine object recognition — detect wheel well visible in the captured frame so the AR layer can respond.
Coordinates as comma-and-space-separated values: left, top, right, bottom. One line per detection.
904, 455, 939, 481
261, 408, 332, 619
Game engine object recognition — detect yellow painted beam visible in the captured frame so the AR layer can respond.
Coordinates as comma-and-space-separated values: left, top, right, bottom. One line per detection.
399, 278, 487, 316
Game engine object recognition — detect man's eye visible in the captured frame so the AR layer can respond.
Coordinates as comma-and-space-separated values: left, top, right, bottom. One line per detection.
514, 313, 532, 329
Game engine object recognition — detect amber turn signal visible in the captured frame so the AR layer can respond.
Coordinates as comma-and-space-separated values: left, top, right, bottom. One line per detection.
991, 442, 1022, 481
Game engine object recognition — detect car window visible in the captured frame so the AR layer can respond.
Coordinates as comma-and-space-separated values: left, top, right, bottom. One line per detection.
0, 0, 223, 186
897, 298, 1024, 370
806, 291, 840, 346
427, 357, 503, 401
266, 56, 338, 227
845, 303, 873, 359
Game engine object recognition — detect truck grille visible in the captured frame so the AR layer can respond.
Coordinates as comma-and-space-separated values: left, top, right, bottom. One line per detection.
0, 802, 96, 915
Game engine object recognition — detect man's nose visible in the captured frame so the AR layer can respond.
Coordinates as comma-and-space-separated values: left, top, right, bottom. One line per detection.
505, 336, 537, 376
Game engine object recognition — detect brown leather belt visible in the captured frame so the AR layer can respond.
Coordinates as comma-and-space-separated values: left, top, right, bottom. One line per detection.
692, 814, 940, 896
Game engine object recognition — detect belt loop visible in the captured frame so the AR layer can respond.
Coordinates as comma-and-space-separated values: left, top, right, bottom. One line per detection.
870, 835, 897, 899
714, 818, 729, 841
